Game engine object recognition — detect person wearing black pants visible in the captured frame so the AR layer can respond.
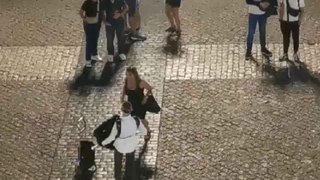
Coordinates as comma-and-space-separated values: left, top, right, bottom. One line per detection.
80, 0, 103, 67
101, 102, 147, 180
102, 0, 128, 63
278, 0, 305, 62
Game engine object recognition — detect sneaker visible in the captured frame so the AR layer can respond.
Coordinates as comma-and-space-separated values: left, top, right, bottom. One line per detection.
279, 54, 289, 62
119, 54, 127, 61
91, 55, 102, 61
105, 55, 114, 62
293, 53, 301, 63
124, 29, 133, 36
245, 53, 255, 61
85, 61, 92, 67
130, 34, 147, 41
261, 48, 272, 57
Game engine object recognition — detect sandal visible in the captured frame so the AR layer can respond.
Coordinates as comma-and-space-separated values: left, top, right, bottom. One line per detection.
165, 27, 176, 33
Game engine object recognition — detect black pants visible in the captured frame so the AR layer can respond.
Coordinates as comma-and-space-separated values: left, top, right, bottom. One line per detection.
114, 150, 135, 180
280, 20, 300, 54
106, 21, 125, 56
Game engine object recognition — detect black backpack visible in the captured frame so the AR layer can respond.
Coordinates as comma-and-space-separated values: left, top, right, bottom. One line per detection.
93, 115, 140, 150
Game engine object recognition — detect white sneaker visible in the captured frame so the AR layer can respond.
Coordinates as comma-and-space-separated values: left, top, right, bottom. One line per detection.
119, 54, 127, 61
106, 55, 114, 62
91, 55, 102, 61
85, 61, 92, 67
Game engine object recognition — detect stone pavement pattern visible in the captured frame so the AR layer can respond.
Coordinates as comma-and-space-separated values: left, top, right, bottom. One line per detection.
0, 0, 320, 179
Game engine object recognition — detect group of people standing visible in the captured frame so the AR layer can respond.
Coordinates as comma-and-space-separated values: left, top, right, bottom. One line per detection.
245, 0, 305, 63
79, 0, 182, 68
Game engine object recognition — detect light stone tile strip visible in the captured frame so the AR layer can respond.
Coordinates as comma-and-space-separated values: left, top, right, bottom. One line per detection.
50, 41, 166, 180
165, 43, 320, 80
0, 46, 81, 81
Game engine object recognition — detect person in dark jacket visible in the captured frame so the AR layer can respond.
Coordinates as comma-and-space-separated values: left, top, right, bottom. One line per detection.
245, 0, 273, 61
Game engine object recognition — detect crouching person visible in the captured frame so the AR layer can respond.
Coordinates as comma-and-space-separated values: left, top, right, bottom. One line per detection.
101, 101, 147, 180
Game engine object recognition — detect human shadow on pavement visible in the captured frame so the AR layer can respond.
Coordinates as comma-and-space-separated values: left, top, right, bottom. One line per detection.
69, 66, 97, 96
69, 40, 135, 95
162, 34, 183, 56
134, 139, 154, 180
257, 59, 320, 88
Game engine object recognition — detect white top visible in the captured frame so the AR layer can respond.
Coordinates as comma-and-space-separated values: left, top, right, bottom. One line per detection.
101, 115, 147, 154
248, 0, 265, 15
278, 0, 305, 22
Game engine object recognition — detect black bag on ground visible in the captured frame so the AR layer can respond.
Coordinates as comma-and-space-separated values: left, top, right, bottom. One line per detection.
93, 115, 121, 150
74, 141, 96, 180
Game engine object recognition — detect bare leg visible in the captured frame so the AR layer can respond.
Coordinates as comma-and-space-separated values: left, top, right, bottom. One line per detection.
172, 7, 181, 32
165, 4, 175, 28
141, 119, 151, 140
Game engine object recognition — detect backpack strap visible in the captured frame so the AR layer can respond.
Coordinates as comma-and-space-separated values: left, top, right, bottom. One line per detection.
115, 115, 121, 138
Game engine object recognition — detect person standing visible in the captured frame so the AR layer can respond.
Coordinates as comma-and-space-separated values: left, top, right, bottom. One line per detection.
102, 101, 147, 180
245, 0, 273, 61
165, 0, 182, 34
102, 0, 129, 62
79, 0, 103, 67
125, 0, 146, 41
278, 0, 305, 62
121, 67, 152, 141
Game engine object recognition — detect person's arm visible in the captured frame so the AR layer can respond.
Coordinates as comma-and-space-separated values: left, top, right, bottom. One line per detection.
120, 3, 129, 18
246, 0, 260, 6
299, 7, 304, 25
101, 123, 117, 146
120, 83, 126, 103
79, 1, 87, 21
140, 80, 153, 95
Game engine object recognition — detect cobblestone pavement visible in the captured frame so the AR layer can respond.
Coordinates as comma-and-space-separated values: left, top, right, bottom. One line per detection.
1, 0, 320, 179
156, 80, 320, 180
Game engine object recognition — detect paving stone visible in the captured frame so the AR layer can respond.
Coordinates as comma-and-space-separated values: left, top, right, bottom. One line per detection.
0, 46, 81, 81
156, 80, 320, 180
0, 80, 69, 180
165, 44, 320, 80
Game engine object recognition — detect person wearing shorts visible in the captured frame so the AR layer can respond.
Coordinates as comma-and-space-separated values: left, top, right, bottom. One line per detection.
125, 0, 146, 41
165, 0, 181, 34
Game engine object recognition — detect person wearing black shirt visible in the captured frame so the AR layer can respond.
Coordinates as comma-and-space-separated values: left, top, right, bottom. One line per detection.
80, 0, 103, 67
102, 0, 129, 62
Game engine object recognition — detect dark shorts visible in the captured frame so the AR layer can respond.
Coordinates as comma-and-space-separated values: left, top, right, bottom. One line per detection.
166, 0, 181, 8
126, 0, 138, 17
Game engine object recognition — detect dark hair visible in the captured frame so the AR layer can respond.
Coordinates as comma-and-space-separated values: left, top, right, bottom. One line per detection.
121, 101, 132, 113
126, 66, 141, 87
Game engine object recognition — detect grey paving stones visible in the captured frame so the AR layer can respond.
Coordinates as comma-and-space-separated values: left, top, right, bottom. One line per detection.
0, 81, 68, 180
0, 46, 81, 81
156, 80, 320, 180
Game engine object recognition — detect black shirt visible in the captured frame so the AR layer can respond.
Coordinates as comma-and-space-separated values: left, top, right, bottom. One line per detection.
102, 0, 127, 24
81, 0, 98, 17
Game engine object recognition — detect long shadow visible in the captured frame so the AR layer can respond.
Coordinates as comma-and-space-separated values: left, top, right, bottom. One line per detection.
69, 40, 135, 94
162, 34, 183, 56
135, 139, 154, 180
248, 58, 320, 88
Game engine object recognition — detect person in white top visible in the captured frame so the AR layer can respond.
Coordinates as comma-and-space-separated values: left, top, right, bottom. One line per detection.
102, 101, 147, 180
245, 0, 274, 61
278, 0, 305, 62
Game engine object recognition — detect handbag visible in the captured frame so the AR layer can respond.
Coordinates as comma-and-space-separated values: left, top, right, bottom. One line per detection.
287, 0, 300, 17
143, 94, 161, 114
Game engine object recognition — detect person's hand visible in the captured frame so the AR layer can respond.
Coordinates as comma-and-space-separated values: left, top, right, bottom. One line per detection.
113, 12, 122, 19
82, 17, 87, 24
298, 19, 302, 26
260, 2, 270, 10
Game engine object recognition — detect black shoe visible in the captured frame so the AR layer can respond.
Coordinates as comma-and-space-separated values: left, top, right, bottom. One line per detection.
261, 48, 272, 57
245, 53, 255, 61
279, 54, 289, 62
